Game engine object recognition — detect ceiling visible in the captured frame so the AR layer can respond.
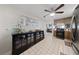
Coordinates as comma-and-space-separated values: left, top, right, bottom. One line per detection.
11, 4, 77, 20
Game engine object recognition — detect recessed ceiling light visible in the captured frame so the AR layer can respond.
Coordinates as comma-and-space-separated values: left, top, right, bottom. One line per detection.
50, 13, 55, 16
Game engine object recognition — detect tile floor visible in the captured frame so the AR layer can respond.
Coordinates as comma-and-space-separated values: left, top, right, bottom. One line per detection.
20, 33, 75, 55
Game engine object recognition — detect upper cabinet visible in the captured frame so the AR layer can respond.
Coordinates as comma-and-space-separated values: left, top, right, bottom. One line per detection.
54, 17, 72, 25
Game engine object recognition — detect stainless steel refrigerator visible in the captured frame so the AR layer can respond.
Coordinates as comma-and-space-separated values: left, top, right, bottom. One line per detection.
71, 5, 79, 54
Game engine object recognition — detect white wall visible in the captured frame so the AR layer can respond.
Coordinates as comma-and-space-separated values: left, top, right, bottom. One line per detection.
0, 5, 54, 55
0, 5, 23, 55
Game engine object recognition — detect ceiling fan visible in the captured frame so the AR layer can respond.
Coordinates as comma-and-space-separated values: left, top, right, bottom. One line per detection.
43, 4, 64, 18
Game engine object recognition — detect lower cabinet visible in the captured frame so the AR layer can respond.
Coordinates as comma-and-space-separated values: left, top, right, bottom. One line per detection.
12, 30, 44, 55
56, 29, 64, 39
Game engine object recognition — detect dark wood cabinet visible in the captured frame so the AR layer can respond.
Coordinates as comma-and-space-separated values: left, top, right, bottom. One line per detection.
55, 28, 64, 39
35, 31, 44, 43
12, 30, 44, 55
65, 30, 72, 40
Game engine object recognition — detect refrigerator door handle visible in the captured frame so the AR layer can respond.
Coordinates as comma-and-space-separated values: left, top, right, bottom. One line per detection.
70, 15, 75, 42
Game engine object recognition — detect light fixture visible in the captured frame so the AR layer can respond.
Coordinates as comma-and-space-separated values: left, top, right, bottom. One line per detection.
50, 13, 55, 16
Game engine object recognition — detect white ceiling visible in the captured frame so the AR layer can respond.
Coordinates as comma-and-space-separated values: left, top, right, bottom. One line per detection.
11, 4, 77, 20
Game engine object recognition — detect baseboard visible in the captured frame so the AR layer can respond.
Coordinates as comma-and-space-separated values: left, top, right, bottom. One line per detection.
3, 51, 12, 55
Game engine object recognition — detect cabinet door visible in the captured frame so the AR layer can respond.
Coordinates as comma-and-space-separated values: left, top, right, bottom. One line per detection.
21, 35, 26, 46
12, 35, 22, 55
27, 33, 31, 47
36, 32, 40, 42
14, 35, 21, 50
21, 35, 27, 51
25, 34, 28, 48
31, 33, 34, 42
40, 31, 44, 39
30, 33, 35, 45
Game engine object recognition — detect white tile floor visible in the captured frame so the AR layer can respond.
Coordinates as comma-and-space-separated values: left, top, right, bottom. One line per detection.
20, 33, 75, 55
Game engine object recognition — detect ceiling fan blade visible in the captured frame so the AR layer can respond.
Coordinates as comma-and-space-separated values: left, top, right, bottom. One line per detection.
55, 4, 64, 11
55, 11, 64, 13
44, 9, 51, 12
43, 14, 49, 18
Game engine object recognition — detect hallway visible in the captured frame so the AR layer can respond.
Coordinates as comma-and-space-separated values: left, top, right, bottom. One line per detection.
21, 33, 75, 55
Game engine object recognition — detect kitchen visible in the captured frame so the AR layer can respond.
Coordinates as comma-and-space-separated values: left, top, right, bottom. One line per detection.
0, 4, 78, 55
